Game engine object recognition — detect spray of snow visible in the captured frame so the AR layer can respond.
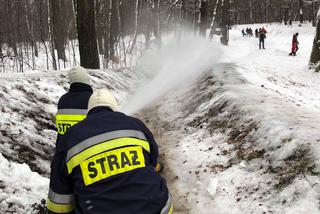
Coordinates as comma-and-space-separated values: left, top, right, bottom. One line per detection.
122, 34, 222, 115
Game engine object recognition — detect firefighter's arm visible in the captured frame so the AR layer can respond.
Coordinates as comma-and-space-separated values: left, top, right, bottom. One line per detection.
145, 129, 159, 168
47, 149, 75, 214
137, 119, 159, 167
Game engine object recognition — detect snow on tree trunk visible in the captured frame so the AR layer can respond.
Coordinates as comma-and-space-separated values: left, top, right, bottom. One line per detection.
309, 9, 320, 72
221, 0, 229, 46
299, 0, 303, 25
208, 0, 220, 40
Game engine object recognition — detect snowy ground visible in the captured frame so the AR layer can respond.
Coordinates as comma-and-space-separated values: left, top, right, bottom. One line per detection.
1, 22, 320, 213
139, 23, 320, 213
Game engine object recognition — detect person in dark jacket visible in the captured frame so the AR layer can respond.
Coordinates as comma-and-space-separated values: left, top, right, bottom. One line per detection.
242, 29, 246, 37
259, 27, 267, 49
55, 66, 93, 143
289, 33, 299, 56
47, 89, 173, 214
255, 28, 259, 38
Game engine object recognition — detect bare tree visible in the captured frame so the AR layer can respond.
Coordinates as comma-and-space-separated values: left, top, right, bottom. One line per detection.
221, 0, 230, 45
129, 0, 140, 54
200, 0, 209, 37
50, 0, 66, 62
75, 0, 100, 69
310, 8, 320, 72
299, 0, 304, 25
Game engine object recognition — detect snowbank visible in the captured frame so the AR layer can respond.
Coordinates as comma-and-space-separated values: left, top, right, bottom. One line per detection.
140, 22, 320, 213
0, 68, 144, 212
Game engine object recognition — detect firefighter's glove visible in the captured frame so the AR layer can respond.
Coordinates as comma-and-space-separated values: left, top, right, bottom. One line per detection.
155, 162, 164, 173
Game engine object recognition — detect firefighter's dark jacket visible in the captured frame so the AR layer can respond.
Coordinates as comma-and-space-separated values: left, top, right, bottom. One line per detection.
47, 107, 169, 214
55, 83, 93, 141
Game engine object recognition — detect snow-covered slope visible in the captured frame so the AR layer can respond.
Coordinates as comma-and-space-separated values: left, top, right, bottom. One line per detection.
140, 23, 320, 214
0, 68, 144, 212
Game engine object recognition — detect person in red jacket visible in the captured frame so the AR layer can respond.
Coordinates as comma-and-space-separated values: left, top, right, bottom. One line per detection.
289, 33, 299, 56
258, 27, 267, 49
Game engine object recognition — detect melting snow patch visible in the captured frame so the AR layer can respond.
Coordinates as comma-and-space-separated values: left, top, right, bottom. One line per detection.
207, 178, 218, 199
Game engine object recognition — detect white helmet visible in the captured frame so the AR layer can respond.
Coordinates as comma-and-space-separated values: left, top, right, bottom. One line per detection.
67, 65, 90, 85
88, 89, 119, 111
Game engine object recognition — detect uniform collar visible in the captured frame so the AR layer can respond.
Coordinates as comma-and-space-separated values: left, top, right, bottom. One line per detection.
88, 106, 114, 116
69, 83, 93, 92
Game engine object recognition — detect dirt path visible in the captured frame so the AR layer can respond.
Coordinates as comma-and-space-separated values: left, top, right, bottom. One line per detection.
139, 108, 190, 213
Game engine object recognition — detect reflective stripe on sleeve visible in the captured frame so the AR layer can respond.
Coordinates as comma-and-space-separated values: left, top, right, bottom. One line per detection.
67, 137, 150, 174
56, 109, 87, 122
57, 109, 88, 115
46, 199, 75, 213
47, 189, 75, 213
48, 188, 74, 204
160, 193, 173, 214
56, 114, 87, 122
66, 130, 147, 161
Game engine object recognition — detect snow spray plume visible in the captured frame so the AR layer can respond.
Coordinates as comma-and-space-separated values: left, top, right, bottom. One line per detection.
122, 34, 222, 115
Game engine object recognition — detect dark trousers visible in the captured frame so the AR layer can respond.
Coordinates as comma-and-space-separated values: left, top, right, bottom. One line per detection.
259, 39, 265, 49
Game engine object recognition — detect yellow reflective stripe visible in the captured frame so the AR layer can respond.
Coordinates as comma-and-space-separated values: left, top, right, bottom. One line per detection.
67, 138, 150, 174
55, 114, 87, 122
46, 198, 74, 213
66, 130, 147, 161
168, 205, 173, 214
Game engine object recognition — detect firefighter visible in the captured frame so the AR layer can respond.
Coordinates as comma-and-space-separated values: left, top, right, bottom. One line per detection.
47, 89, 172, 214
55, 66, 93, 143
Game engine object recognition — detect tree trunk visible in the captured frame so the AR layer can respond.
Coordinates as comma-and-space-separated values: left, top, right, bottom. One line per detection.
200, 0, 209, 37
209, 0, 220, 39
221, 0, 229, 45
76, 0, 100, 69
129, 0, 139, 54
312, 1, 319, 27
24, 0, 36, 69
110, 0, 119, 59
5, 0, 18, 56
38, 0, 50, 70
156, 0, 161, 46
48, 0, 57, 70
50, 0, 66, 61
95, 0, 103, 54
310, 9, 320, 72
102, 0, 113, 68
299, 0, 303, 25
249, 0, 253, 24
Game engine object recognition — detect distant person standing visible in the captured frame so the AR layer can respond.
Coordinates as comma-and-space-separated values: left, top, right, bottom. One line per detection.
242, 29, 246, 37
259, 27, 267, 49
246, 28, 250, 36
255, 28, 259, 38
249, 28, 253, 37
289, 33, 299, 56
